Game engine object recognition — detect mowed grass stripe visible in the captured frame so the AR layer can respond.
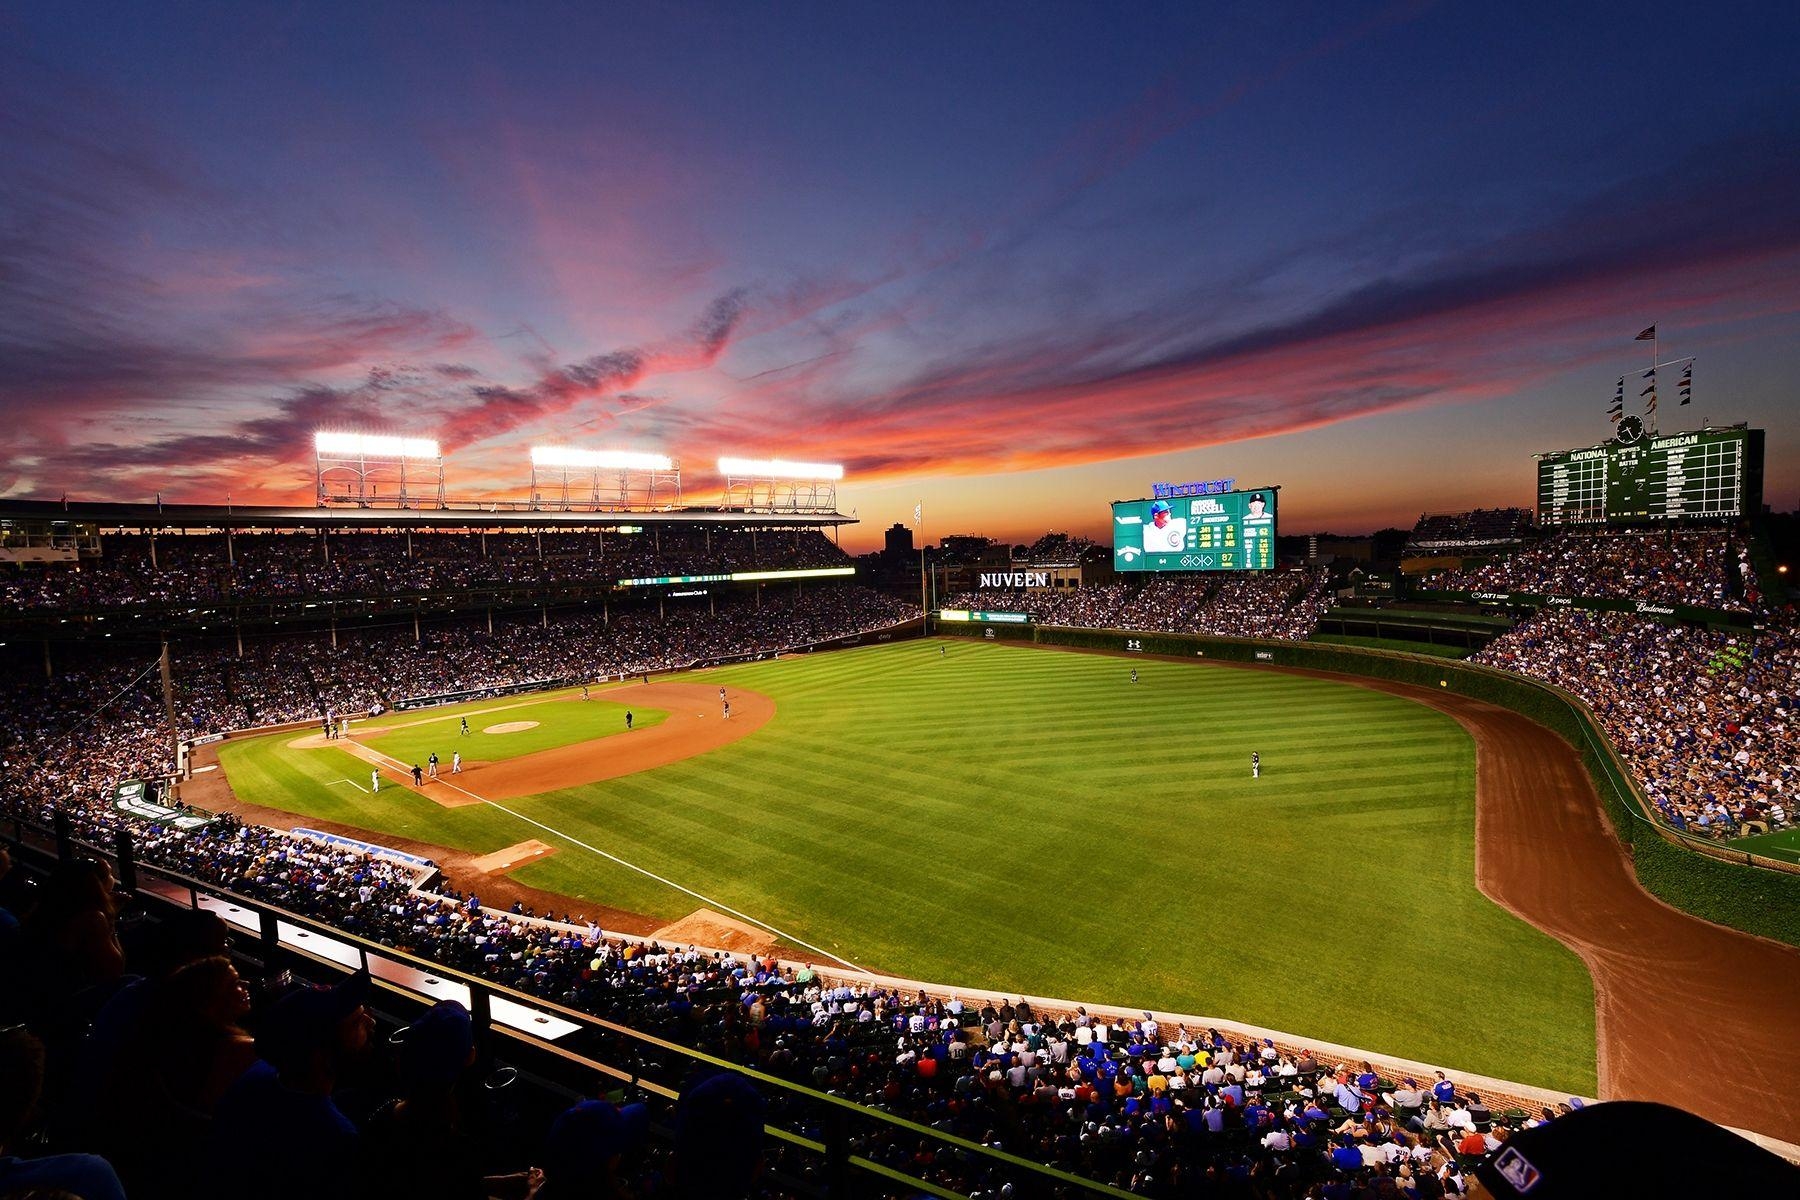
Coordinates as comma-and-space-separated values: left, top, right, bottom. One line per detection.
226, 638, 1595, 1092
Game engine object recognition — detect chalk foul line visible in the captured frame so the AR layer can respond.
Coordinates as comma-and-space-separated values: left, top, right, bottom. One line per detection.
352, 743, 862, 972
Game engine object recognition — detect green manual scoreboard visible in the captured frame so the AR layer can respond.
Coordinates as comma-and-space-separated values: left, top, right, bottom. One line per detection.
1535, 422, 1763, 525
1111, 487, 1277, 572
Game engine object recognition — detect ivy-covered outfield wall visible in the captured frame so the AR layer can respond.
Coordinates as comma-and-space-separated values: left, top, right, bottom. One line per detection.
931, 619, 1800, 948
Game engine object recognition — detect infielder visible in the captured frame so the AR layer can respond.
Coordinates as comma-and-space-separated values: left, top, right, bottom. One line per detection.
719, 686, 727, 702
428, 751, 440, 779
625, 710, 633, 730
371, 768, 380, 792
1251, 751, 1260, 779
722, 700, 731, 720
451, 750, 462, 775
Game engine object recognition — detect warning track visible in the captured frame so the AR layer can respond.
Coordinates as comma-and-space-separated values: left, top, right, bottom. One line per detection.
1269, 665, 1800, 1145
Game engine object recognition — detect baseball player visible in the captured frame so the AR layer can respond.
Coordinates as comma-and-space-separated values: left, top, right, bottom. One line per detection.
1251, 751, 1260, 779
940, 644, 946, 657
1130, 667, 1138, 684
460, 717, 470, 736
428, 751, 439, 779
451, 750, 462, 775
719, 686, 727, 702
1142, 500, 1187, 553
371, 768, 380, 792
625, 710, 633, 730
582, 684, 590, 701
722, 700, 731, 720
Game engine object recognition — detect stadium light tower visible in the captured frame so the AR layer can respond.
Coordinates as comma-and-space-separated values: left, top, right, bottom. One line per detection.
717, 457, 845, 514
528, 446, 682, 511
314, 431, 444, 509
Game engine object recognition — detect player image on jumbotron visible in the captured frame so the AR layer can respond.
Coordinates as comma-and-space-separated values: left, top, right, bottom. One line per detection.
1245, 493, 1270, 521
1142, 499, 1187, 552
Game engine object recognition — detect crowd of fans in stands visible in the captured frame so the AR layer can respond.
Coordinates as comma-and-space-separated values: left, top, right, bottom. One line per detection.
0, 528, 851, 613
0, 813, 1568, 1199
1401, 509, 1533, 557
941, 569, 1332, 641
1475, 610, 1797, 841
0, 586, 917, 799
1423, 530, 1755, 611
2, 522, 1794, 1194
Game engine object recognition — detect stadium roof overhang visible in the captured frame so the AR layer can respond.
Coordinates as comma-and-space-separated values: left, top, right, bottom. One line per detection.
0, 498, 856, 533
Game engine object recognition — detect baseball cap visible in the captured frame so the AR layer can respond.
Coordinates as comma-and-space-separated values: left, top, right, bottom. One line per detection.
398, 999, 474, 1087
541, 1099, 650, 1191
677, 1071, 766, 1193
256, 968, 371, 1072
1474, 1101, 1800, 1198
1149, 500, 1170, 515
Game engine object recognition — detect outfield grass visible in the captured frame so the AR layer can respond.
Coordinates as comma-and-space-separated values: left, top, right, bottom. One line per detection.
362, 698, 664, 766
218, 639, 1596, 1091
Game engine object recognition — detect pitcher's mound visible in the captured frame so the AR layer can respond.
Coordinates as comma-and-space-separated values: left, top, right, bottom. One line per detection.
469, 839, 556, 873
483, 720, 540, 735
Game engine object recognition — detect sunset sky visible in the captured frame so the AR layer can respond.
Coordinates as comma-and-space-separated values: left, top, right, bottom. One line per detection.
2, 2, 1795, 551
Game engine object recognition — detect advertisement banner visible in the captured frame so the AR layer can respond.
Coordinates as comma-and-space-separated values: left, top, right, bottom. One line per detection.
1425, 589, 1752, 627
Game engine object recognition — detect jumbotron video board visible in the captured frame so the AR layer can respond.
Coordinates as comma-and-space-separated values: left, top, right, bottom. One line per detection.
1111, 487, 1276, 572
1535, 422, 1764, 525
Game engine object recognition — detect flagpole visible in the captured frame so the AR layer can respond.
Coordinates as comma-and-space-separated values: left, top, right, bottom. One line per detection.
1651, 327, 1660, 435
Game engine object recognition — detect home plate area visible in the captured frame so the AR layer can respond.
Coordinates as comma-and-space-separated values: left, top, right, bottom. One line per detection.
470, 839, 557, 873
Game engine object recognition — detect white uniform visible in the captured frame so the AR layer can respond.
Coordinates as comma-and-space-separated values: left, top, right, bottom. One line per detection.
1143, 518, 1186, 552
451, 751, 462, 774
371, 769, 380, 792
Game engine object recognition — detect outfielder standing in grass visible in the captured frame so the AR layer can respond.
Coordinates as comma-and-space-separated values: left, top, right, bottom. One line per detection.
625, 710, 633, 730
1251, 751, 1260, 779
460, 717, 469, 736
371, 768, 380, 792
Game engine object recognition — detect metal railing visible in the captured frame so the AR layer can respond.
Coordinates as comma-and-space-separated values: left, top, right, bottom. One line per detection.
6, 819, 1129, 1200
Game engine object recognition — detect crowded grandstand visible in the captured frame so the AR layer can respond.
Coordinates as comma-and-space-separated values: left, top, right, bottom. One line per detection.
2, 484, 1797, 1199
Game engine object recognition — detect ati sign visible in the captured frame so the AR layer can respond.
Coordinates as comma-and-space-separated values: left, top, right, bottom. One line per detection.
979, 571, 1050, 589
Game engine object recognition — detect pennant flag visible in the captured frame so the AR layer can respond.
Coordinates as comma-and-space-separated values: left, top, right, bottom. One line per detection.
1642, 368, 1656, 379
1680, 363, 1692, 405
1635, 325, 1657, 340
1640, 383, 1656, 396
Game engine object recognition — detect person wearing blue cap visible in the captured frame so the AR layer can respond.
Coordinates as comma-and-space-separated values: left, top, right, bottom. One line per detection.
1142, 499, 1187, 553
206, 969, 374, 1200
674, 1071, 765, 1199
536, 1097, 650, 1200
361, 1000, 513, 1200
